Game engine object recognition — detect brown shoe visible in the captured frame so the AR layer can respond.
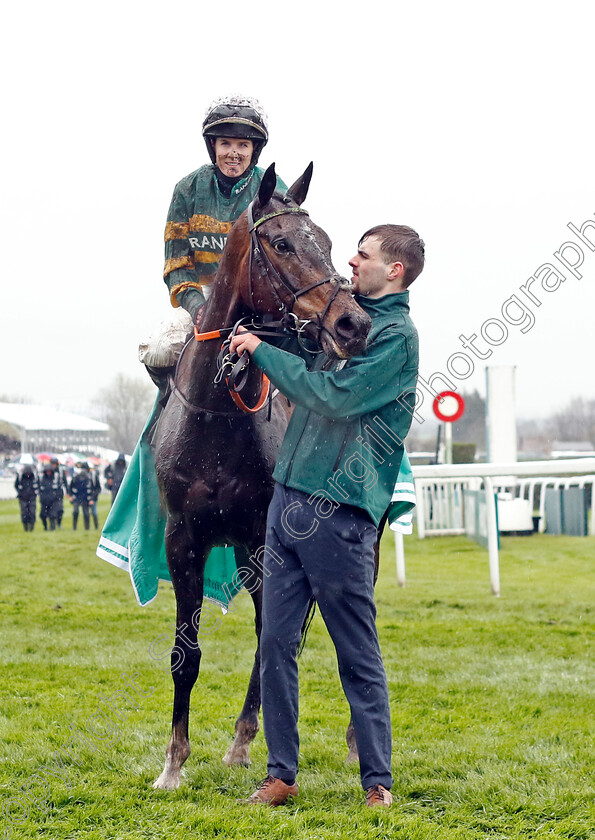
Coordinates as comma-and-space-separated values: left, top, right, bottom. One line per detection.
365, 784, 393, 807
244, 775, 298, 806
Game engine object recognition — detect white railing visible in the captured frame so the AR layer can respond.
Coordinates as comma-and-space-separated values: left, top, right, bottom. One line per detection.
415, 477, 467, 537
395, 458, 595, 597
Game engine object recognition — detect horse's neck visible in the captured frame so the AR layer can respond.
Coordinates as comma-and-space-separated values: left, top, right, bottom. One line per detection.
201, 271, 244, 333
178, 266, 250, 408
203, 226, 251, 322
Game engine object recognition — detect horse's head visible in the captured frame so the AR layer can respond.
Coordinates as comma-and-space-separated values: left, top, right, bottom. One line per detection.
236, 163, 371, 359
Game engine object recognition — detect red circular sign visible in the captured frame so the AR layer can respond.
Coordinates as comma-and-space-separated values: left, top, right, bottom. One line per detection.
433, 390, 465, 422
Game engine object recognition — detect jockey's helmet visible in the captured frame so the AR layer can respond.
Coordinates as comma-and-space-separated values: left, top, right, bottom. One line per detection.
202, 96, 268, 166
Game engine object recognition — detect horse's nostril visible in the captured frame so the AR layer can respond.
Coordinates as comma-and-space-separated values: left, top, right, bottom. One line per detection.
332, 312, 371, 357
335, 314, 359, 339
335, 313, 371, 341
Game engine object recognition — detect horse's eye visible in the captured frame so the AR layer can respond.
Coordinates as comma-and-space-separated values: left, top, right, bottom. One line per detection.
272, 239, 291, 254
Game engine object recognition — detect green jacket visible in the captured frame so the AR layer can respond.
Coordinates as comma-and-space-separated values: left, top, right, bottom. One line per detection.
164, 164, 286, 319
252, 292, 419, 526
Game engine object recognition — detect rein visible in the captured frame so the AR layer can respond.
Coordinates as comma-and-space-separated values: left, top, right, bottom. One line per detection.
170, 326, 277, 417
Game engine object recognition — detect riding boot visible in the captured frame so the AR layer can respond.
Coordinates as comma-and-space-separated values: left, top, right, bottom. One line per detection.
73, 512, 78, 530
145, 364, 175, 394
42, 517, 48, 530
92, 512, 98, 529
83, 513, 90, 530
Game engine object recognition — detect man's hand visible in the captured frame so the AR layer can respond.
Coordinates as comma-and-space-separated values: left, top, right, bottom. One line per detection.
229, 326, 262, 356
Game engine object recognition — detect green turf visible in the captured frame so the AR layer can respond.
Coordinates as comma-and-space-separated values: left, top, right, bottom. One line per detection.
1, 496, 594, 839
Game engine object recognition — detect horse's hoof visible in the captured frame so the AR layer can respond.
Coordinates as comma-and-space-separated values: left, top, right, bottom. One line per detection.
153, 770, 181, 790
222, 747, 252, 767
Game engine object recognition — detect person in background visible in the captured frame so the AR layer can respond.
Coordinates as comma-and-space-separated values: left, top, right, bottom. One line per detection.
50, 457, 67, 528
104, 454, 127, 505
88, 465, 102, 529
69, 462, 93, 530
38, 463, 61, 530
15, 464, 38, 531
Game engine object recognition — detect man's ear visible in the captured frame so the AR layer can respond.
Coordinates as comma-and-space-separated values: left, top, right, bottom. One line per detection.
388, 261, 405, 280
386, 261, 407, 292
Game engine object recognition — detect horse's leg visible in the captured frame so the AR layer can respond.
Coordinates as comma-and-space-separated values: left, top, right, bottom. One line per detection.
346, 510, 388, 764
223, 546, 263, 766
154, 514, 205, 789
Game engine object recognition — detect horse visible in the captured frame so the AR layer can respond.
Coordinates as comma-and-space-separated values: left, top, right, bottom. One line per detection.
152, 162, 372, 789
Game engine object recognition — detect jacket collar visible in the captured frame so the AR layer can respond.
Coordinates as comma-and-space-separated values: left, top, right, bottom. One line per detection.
355, 290, 410, 316
212, 165, 256, 198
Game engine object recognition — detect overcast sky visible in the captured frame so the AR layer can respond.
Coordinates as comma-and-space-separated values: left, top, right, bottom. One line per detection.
1, 1, 593, 426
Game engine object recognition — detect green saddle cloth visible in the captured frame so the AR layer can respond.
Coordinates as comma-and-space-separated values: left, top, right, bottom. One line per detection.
96, 396, 241, 608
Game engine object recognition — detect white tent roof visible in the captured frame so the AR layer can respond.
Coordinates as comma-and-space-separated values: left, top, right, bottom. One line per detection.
0, 402, 108, 432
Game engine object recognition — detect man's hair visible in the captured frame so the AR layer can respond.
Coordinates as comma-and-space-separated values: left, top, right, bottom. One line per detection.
358, 224, 425, 287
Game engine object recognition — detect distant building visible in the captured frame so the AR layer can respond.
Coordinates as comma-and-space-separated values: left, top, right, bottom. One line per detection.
517, 435, 550, 460
0, 403, 109, 454
550, 441, 595, 459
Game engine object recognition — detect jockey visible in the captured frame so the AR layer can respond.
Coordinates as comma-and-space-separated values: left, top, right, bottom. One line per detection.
139, 96, 287, 376
165, 96, 274, 320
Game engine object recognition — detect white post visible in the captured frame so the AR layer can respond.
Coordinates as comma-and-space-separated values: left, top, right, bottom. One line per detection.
486, 366, 517, 464
483, 476, 500, 596
415, 479, 426, 539
444, 422, 454, 528
444, 421, 453, 464
394, 531, 406, 587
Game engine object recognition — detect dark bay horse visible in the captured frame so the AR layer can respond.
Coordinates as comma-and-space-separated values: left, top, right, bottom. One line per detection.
152, 163, 371, 789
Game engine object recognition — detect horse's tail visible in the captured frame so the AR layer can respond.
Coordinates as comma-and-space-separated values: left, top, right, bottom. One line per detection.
297, 597, 317, 657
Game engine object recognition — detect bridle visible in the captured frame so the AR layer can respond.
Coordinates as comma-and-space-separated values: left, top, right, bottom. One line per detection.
172, 200, 353, 415
246, 202, 350, 336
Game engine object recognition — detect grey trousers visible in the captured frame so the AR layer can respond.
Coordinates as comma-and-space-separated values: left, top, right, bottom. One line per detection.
261, 483, 393, 790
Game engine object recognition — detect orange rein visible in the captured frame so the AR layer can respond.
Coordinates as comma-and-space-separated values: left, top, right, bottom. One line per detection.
193, 326, 225, 342
227, 373, 271, 414
193, 325, 271, 415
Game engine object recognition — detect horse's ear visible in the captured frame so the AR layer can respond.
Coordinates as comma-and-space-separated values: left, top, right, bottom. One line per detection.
257, 163, 278, 208
286, 162, 314, 206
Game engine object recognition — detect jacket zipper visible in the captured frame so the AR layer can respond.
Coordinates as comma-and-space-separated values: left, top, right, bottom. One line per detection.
332, 431, 349, 472
285, 410, 310, 484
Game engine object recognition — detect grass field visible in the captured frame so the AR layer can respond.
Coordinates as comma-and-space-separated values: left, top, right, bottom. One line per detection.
1, 495, 594, 839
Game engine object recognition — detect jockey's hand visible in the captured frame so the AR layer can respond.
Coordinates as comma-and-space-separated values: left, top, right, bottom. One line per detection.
229, 326, 262, 357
